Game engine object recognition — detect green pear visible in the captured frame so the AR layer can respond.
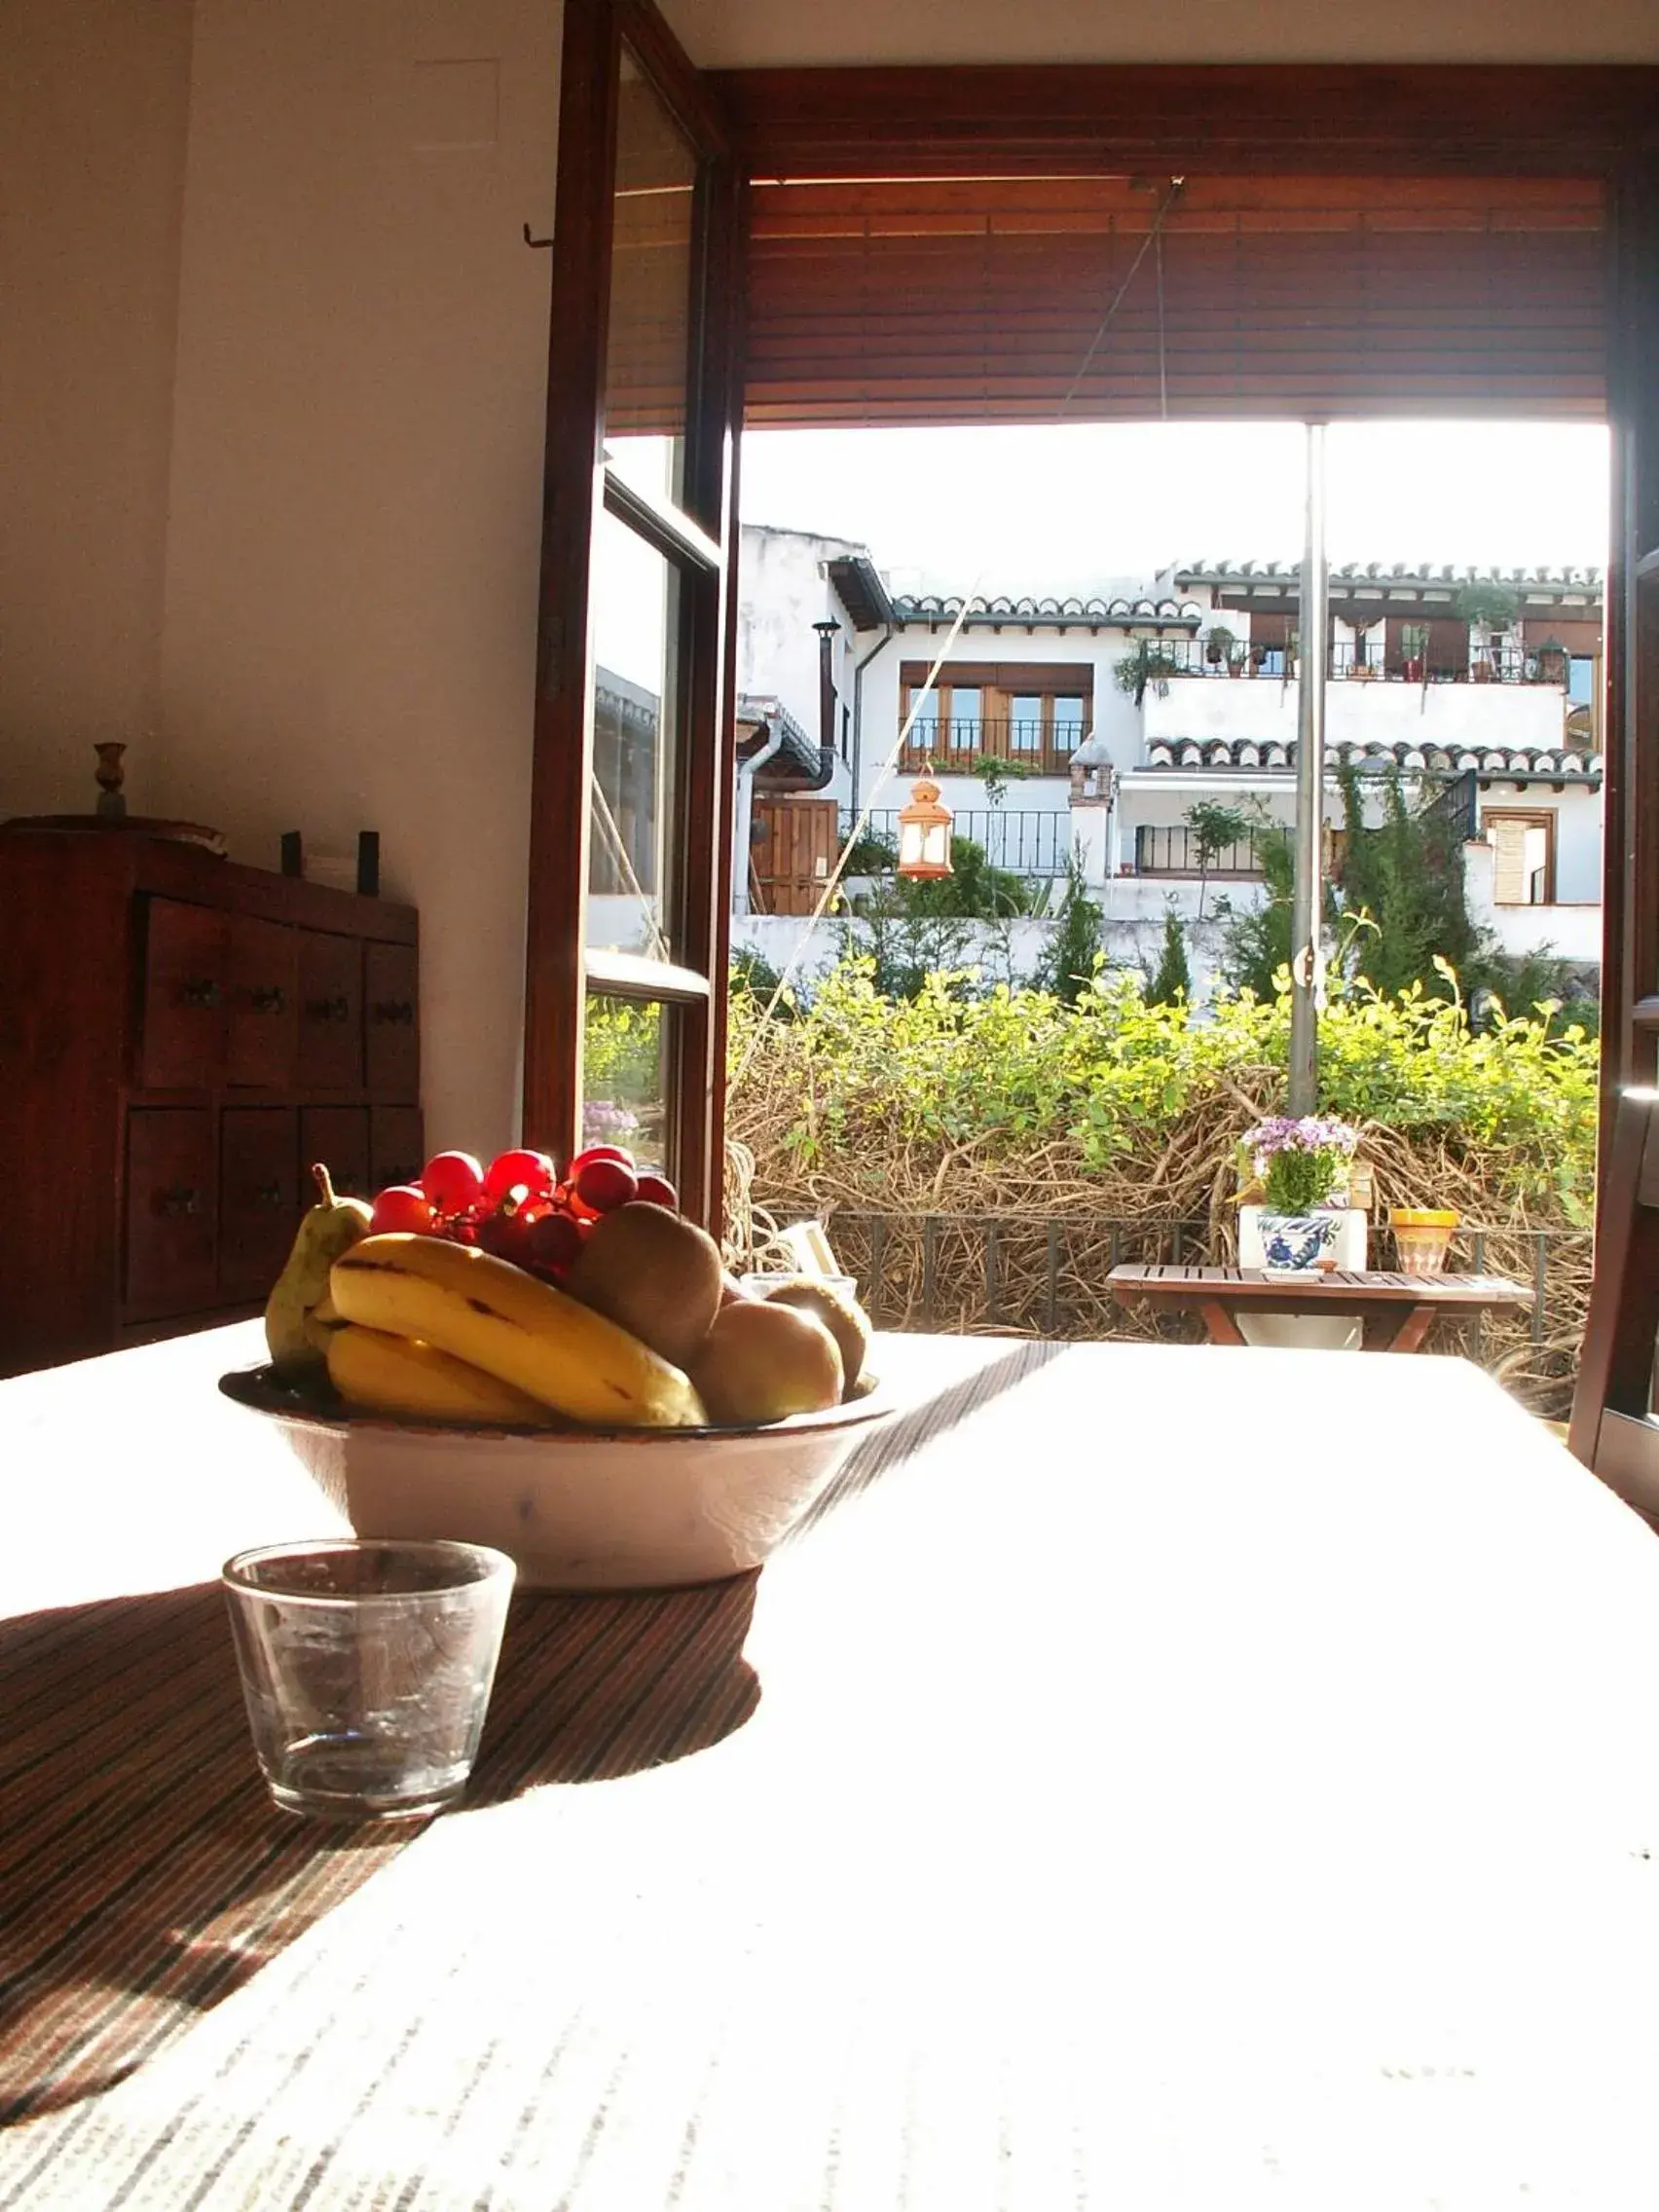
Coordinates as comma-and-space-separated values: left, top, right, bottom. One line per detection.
265, 1163, 373, 1384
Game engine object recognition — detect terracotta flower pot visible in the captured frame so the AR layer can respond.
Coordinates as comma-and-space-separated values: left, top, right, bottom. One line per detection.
1390, 1208, 1459, 1276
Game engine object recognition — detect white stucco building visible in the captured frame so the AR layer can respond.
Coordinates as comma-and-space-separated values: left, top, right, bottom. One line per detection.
733, 524, 1604, 975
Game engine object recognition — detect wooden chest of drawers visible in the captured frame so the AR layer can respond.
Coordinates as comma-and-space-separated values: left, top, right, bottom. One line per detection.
0, 829, 422, 1376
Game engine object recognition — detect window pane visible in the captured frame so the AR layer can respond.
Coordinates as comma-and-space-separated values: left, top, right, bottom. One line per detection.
582, 993, 670, 1172
604, 47, 696, 507
947, 687, 981, 744
1010, 693, 1043, 756
1052, 696, 1087, 730
588, 506, 681, 957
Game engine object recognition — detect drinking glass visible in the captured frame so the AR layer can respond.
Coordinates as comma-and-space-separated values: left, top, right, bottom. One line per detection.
222, 1539, 515, 1821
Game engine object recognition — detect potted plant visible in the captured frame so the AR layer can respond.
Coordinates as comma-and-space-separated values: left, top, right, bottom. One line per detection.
1114, 641, 1185, 707
970, 756, 1032, 809
1349, 621, 1379, 679
1400, 622, 1428, 683
1205, 624, 1236, 674
1239, 1116, 1361, 1273
1454, 579, 1519, 682
1227, 645, 1247, 678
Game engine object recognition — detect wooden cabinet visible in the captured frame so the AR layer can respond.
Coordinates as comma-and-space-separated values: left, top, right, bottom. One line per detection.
0, 830, 422, 1375
301, 1106, 371, 1202
127, 1109, 218, 1315
219, 1108, 302, 1301
364, 942, 420, 1096
141, 901, 229, 1089
227, 918, 300, 1088
297, 932, 363, 1089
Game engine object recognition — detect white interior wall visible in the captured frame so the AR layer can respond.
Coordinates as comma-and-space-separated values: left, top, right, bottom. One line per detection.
155, 0, 560, 1155
0, 0, 195, 821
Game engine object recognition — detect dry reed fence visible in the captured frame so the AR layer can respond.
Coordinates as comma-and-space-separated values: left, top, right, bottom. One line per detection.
725, 1083, 1591, 1420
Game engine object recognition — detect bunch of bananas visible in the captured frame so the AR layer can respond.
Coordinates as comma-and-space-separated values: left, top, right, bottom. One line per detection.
323, 1234, 707, 1429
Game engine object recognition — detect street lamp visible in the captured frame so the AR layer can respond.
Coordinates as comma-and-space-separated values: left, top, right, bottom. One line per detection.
897, 776, 953, 879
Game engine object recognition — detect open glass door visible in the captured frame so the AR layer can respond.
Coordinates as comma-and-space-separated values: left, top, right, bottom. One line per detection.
524, 0, 739, 1228
1606, 152, 1659, 1136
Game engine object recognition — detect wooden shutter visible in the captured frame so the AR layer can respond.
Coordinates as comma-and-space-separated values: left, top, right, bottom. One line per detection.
744, 172, 1606, 426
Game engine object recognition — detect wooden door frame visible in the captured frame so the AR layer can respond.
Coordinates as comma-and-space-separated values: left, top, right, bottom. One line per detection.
525, 0, 740, 1225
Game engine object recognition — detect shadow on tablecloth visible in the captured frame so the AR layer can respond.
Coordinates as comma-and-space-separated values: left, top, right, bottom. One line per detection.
0, 1574, 759, 2123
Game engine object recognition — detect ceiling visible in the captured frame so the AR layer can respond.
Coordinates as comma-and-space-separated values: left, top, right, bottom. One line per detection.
660, 0, 1659, 69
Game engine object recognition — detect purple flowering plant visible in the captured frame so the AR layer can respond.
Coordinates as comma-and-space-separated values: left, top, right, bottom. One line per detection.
1241, 1115, 1360, 1214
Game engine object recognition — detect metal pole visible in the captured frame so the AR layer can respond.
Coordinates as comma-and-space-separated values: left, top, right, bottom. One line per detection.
1288, 424, 1328, 1116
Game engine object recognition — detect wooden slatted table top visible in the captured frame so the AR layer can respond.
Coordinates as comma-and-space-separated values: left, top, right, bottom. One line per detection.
1108, 1263, 1531, 1305
5, 1321, 1659, 2209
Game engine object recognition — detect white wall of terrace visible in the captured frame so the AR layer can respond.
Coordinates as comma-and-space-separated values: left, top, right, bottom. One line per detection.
1143, 674, 1572, 753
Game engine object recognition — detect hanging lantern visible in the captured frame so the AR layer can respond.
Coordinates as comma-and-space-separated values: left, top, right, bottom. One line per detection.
897, 776, 954, 880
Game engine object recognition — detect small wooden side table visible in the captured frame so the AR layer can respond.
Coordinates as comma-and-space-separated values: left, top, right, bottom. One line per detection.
1106, 1264, 1530, 1352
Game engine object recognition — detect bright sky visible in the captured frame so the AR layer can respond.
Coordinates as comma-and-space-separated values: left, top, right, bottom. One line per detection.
738, 423, 1609, 596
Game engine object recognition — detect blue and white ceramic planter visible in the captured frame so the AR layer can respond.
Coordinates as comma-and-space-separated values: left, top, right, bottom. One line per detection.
1257, 1210, 1342, 1272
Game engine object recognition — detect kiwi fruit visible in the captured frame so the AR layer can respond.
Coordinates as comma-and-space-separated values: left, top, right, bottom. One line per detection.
762, 1277, 870, 1392
565, 1202, 723, 1370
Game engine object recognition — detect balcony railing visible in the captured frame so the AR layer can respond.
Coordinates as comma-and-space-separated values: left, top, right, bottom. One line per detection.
1153, 640, 1567, 686
1132, 824, 1264, 878
844, 807, 1075, 877
899, 718, 1080, 775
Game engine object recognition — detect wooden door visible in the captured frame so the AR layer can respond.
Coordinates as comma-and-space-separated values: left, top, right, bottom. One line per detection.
219, 1107, 302, 1300
139, 902, 228, 1090
524, 0, 742, 1228
226, 918, 299, 1088
751, 797, 839, 915
301, 1106, 371, 1203
1606, 152, 1659, 1139
370, 1105, 426, 1194
363, 942, 420, 1097
297, 931, 363, 1090
125, 1109, 217, 1313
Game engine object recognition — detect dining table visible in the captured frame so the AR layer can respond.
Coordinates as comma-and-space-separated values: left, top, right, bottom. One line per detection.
6, 1318, 1659, 2209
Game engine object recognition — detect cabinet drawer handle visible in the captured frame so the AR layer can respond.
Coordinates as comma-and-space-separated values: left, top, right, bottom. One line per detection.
250, 985, 287, 1014
157, 1185, 203, 1216
372, 1000, 416, 1025
306, 994, 351, 1022
180, 978, 222, 1009
253, 1180, 286, 1209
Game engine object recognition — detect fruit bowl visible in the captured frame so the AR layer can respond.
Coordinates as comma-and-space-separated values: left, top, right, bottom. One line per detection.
218, 1366, 894, 1591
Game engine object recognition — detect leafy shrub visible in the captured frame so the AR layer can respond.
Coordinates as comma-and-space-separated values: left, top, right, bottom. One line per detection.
1032, 853, 1104, 1005
1145, 907, 1191, 1004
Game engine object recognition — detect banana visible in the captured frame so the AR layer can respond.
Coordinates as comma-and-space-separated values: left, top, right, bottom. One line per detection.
330, 1234, 708, 1429
327, 1323, 546, 1425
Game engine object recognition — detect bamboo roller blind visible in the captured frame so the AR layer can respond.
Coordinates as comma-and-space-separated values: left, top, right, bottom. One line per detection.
741, 173, 1607, 425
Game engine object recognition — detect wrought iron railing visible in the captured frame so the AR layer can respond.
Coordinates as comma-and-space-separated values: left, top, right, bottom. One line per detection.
844, 808, 1075, 877
1156, 640, 1567, 686
1132, 824, 1264, 878
898, 718, 1081, 775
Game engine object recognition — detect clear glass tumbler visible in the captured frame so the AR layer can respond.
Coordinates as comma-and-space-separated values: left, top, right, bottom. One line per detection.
222, 1539, 516, 1821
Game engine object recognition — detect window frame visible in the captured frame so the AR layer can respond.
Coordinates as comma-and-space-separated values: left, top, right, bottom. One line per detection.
525, 0, 741, 1227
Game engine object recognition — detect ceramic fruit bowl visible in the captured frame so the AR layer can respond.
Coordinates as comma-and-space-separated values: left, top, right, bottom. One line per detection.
218, 1366, 894, 1591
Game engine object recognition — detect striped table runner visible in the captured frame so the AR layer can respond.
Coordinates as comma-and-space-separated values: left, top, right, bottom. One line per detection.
0, 1574, 762, 2124
0, 1334, 1033, 2138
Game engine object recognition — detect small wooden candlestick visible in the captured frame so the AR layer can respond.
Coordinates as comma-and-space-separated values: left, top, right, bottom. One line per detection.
93, 743, 128, 822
